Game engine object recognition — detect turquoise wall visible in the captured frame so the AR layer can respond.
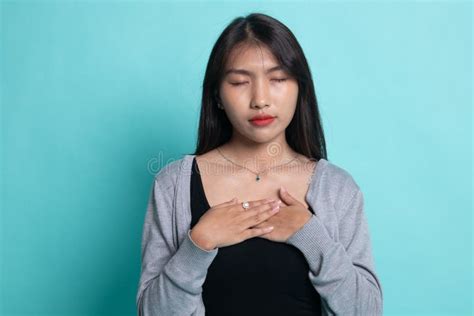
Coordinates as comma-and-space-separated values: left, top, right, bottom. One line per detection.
1, 1, 472, 315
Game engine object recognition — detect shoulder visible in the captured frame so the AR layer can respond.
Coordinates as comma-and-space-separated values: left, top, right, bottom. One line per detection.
318, 159, 362, 210
152, 155, 190, 191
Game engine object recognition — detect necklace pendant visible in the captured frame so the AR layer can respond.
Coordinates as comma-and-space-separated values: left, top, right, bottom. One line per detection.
256, 175, 260, 181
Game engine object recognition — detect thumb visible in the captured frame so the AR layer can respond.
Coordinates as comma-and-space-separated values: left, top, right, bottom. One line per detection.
279, 186, 297, 206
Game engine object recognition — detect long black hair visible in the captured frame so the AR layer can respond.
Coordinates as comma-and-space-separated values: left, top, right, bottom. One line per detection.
192, 12, 327, 161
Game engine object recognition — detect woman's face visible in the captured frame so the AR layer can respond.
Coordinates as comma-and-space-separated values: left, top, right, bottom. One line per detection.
218, 43, 299, 144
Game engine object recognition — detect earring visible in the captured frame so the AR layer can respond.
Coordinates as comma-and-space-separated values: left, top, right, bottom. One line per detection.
217, 102, 224, 110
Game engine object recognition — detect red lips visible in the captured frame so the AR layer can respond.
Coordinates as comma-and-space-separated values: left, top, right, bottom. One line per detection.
249, 114, 275, 121
249, 113, 276, 127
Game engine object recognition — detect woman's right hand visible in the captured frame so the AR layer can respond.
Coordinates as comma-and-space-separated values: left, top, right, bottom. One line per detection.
190, 198, 281, 251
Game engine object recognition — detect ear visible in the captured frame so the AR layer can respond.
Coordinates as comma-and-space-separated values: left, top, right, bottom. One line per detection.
214, 89, 221, 102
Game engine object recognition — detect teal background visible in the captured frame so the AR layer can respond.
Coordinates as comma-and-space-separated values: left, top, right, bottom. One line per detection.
1, 1, 472, 315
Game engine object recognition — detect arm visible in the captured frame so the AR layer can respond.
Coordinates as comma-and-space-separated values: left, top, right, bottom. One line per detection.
285, 188, 383, 316
136, 176, 218, 316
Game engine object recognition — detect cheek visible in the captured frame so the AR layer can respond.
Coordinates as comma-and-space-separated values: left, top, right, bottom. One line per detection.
277, 86, 299, 120
219, 88, 248, 118
224, 108, 240, 123
285, 82, 299, 104
222, 103, 247, 127
221, 87, 248, 106
278, 107, 297, 127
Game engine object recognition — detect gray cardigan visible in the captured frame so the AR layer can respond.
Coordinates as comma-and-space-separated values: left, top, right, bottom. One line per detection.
136, 154, 383, 315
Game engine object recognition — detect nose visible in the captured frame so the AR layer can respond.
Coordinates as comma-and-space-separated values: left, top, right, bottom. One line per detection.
250, 79, 270, 109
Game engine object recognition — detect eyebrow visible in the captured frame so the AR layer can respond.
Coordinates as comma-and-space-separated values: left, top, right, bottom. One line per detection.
224, 65, 285, 76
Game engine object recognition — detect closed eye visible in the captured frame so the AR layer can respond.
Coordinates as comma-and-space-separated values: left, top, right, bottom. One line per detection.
230, 82, 248, 86
230, 78, 287, 86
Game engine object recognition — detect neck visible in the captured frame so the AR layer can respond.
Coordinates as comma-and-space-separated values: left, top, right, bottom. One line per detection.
219, 131, 298, 171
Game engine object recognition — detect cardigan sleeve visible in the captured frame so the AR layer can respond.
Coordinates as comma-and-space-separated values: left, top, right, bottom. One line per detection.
136, 175, 218, 316
285, 188, 383, 316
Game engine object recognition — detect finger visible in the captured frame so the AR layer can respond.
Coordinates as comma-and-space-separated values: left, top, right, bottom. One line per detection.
243, 200, 279, 216
238, 197, 276, 211
243, 226, 274, 240
278, 186, 302, 206
241, 202, 280, 227
250, 222, 263, 230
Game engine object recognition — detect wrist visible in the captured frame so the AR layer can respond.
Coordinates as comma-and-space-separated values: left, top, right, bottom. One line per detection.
190, 227, 215, 251
297, 211, 313, 230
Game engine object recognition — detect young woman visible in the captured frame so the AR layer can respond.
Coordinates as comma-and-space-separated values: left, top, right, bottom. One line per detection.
136, 13, 383, 316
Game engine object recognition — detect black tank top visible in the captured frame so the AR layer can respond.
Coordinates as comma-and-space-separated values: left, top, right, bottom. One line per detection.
190, 157, 322, 316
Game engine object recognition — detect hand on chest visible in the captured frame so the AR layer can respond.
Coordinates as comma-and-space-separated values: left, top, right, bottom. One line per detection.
201, 168, 314, 209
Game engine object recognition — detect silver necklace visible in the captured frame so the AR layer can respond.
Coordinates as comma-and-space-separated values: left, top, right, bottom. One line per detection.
216, 147, 299, 182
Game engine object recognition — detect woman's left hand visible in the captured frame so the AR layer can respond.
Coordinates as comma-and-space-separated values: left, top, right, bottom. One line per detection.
252, 186, 312, 242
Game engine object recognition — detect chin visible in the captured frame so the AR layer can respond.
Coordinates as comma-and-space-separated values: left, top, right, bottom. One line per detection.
245, 131, 284, 144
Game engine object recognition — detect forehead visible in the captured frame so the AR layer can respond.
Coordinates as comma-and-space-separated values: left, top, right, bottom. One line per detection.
225, 43, 280, 72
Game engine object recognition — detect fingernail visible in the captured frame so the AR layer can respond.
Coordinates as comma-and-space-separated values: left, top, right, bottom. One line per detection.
280, 186, 286, 193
